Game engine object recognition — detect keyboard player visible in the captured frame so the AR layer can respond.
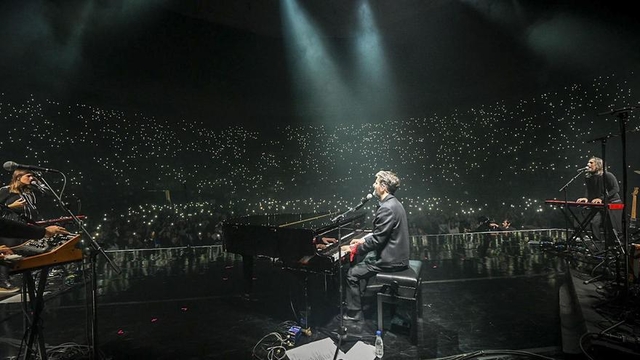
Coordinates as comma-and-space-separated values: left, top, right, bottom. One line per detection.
576, 156, 622, 246
339, 171, 410, 322
0, 218, 69, 260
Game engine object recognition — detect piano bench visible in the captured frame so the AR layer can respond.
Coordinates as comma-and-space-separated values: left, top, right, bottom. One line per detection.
366, 259, 423, 345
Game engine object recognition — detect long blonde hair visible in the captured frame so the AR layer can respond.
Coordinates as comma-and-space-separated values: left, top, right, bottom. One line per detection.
8, 170, 33, 194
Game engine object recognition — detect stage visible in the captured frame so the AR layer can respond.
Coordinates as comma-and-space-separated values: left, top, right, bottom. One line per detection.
1, 236, 639, 360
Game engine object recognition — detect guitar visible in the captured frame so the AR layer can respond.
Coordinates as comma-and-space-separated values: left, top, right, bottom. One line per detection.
631, 187, 639, 230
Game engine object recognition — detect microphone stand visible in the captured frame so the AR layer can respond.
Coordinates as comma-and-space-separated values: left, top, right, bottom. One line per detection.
596, 106, 637, 295
33, 172, 121, 360
331, 210, 348, 360
617, 110, 631, 294
559, 171, 586, 252
583, 136, 616, 285
330, 199, 368, 224
330, 197, 370, 360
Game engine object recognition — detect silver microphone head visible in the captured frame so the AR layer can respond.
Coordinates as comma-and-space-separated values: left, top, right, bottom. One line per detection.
361, 192, 374, 203
3, 161, 17, 172
30, 180, 47, 193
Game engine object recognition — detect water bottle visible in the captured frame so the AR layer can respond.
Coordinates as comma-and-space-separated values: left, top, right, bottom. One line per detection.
374, 330, 384, 359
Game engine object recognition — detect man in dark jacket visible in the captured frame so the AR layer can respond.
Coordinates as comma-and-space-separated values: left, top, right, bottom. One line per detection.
341, 170, 410, 321
576, 156, 622, 245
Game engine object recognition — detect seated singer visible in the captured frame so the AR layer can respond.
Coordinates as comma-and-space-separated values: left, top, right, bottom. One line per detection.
576, 156, 622, 245
340, 170, 410, 322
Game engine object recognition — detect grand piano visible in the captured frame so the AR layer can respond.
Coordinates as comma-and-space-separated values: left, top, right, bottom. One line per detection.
222, 211, 367, 293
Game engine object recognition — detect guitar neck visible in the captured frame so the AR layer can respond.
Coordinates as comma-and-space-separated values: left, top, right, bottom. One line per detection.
631, 187, 638, 228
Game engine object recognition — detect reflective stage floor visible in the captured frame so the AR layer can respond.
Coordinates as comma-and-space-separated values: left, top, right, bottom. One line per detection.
1, 237, 639, 360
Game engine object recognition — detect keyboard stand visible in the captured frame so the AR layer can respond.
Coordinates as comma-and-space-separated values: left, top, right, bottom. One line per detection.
2, 234, 85, 360
20, 267, 51, 360
557, 205, 599, 252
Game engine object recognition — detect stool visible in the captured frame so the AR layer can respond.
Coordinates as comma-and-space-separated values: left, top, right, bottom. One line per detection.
369, 260, 423, 344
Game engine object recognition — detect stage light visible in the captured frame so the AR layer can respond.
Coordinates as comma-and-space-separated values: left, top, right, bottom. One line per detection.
280, 0, 353, 125
349, 0, 399, 125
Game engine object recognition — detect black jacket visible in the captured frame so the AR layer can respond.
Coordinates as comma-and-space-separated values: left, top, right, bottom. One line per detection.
0, 218, 46, 241
0, 186, 38, 223
584, 172, 621, 203
358, 194, 410, 270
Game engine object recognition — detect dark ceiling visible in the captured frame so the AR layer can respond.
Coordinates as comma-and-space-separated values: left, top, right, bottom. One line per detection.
164, 0, 637, 38
164, 0, 444, 38
0, 0, 638, 128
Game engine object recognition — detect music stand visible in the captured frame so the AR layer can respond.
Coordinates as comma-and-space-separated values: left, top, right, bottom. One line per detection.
33, 171, 121, 360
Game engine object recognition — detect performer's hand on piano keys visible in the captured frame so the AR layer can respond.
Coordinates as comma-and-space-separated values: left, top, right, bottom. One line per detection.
319, 237, 337, 245
591, 198, 603, 204
315, 237, 337, 250
576, 197, 588, 203
44, 225, 70, 238
349, 238, 365, 246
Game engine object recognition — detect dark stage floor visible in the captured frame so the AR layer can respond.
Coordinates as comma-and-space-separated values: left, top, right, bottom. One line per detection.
1, 235, 640, 360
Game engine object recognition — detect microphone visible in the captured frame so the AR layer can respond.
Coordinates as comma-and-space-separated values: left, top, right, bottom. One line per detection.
30, 180, 48, 194
3, 161, 61, 173
354, 192, 374, 211
576, 166, 588, 173
360, 192, 374, 203
331, 192, 375, 223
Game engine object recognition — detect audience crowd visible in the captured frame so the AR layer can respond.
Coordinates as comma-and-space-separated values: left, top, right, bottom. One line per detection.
0, 73, 638, 249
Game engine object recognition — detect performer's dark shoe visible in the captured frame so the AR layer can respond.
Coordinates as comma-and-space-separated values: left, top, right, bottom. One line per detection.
342, 310, 363, 322
0, 280, 19, 293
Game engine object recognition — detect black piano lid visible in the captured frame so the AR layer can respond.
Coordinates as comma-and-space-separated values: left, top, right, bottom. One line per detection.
223, 212, 366, 231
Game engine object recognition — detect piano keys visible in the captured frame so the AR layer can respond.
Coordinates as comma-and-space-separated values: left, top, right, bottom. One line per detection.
35, 215, 87, 226
301, 228, 370, 267
544, 199, 624, 210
